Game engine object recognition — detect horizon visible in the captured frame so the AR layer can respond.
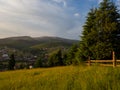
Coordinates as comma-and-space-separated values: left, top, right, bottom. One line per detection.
0, 0, 119, 40
0, 35, 79, 40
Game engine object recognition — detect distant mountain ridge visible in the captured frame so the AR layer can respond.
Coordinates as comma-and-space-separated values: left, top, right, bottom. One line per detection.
0, 36, 79, 49
3, 36, 34, 40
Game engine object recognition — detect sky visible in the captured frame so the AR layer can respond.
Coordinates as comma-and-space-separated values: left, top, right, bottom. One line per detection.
0, 0, 119, 40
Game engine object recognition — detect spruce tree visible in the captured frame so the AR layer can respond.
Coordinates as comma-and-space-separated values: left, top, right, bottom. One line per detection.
8, 54, 15, 70
34, 54, 45, 68
77, 8, 97, 60
34, 57, 43, 68
48, 49, 63, 66
66, 44, 79, 65
78, 0, 120, 60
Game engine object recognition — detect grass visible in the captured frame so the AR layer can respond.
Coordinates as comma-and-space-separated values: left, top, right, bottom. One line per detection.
0, 66, 120, 90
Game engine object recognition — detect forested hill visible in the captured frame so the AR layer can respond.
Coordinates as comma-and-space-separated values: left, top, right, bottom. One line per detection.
0, 36, 79, 49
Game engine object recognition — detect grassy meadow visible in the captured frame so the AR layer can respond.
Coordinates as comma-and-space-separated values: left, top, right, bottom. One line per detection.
0, 66, 120, 90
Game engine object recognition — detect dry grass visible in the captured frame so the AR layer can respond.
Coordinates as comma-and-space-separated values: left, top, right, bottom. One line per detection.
0, 66, 120, 90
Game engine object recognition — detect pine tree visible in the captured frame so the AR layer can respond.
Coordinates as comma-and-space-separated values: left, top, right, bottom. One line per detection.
8, 54, 15, 70
34, 54, 45, 68
34, 58, 43, 68
48, 49, 63, 66
77, 8, 97, 60
66, 44, 79, 65
78, 0, 120, 60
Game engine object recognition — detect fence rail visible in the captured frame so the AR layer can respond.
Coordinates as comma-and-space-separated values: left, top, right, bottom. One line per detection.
86, 51, 120, 67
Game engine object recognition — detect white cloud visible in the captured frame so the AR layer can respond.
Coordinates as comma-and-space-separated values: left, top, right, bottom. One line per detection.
74, 13, 80, 17
0, 0, 81, 39
52, 0, 67, 7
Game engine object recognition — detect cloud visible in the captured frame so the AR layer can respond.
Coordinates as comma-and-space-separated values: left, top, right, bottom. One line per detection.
0, 0, 82, 39
52, 0, 67, 7
74, 13, 80, 17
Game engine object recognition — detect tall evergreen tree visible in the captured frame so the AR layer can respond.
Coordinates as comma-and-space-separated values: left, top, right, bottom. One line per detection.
48, 49, 63, 66
77, 8, 97, 60
34, 53, 47, 68
34, 57, 43, 68
78, 0, 120, 60
66, 44, 79, 65
8, 54, 15, 70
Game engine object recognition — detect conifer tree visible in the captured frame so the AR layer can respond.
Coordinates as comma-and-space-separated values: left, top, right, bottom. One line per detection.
66, 44, 79, 65
8, 54, 15, 70
78, 0, 120, 60
48, 49, 63, 66
34, 57, 43, 68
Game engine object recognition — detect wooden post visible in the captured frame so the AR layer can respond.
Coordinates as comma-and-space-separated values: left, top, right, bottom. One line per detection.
88, 56, 91, 66
113, 51, 116, 67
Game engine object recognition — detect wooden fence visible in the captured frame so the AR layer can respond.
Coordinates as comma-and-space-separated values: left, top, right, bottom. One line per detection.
86, 51, 120, 67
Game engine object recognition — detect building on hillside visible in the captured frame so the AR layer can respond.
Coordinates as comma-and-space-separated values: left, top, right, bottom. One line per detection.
2, 54, 9, 60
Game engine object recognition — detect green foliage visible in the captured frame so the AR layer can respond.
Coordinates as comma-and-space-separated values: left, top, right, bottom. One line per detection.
8, 54, 15, 70
31, 42, 71, 49
34, 53, 46, 68
34, 58, 43, 68
66, 44, 79, 65
78, 0, 120, 60
48, 49, 63, 66
62, 52, 68, 65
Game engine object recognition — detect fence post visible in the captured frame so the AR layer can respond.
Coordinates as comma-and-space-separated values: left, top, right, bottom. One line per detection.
113, 51, 116, 67
88, 56, 91, 66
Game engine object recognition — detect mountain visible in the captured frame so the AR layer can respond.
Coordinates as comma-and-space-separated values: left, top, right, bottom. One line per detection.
0, 36, 79, 49
0, 36, 39, 49
3, 36, 34, 40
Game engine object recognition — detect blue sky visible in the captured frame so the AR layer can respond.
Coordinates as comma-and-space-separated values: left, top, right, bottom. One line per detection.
0, 0, 119, 40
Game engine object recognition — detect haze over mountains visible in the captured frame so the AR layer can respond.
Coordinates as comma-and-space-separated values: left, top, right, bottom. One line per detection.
0, 36, 79, 49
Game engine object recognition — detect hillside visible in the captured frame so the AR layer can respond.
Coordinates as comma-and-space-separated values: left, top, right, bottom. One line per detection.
0, 36, 78, 49
0, 66, 120, 90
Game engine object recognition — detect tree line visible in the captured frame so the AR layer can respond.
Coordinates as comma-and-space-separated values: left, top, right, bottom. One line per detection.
78, 0, 120, 60
34, 44, 79, 68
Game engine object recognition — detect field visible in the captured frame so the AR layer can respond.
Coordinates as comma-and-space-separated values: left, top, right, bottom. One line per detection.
0, 66, 120, 90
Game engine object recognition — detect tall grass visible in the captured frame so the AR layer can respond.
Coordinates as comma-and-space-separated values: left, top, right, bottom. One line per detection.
0, 66, 120, 90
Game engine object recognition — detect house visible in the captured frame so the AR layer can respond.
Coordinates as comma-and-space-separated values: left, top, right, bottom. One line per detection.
2, 53, 9, 60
